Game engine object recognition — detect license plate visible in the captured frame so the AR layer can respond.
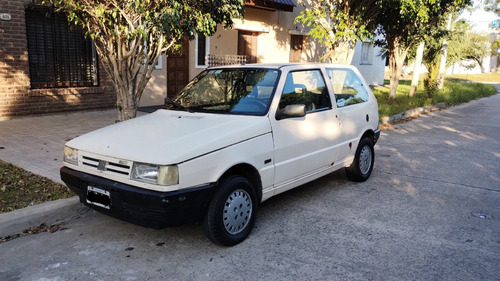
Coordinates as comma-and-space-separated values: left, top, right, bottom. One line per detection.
86, 185, 111, 209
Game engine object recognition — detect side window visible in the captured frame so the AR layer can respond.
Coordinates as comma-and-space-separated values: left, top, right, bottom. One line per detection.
279, 70, 331, 112
327, 68, 368, 108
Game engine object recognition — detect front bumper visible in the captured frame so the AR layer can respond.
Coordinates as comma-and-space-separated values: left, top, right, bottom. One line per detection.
60, 167, 216, 229
374, 128, 381, 144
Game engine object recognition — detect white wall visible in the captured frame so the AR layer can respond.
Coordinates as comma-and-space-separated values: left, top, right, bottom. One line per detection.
350, 40, 386, 85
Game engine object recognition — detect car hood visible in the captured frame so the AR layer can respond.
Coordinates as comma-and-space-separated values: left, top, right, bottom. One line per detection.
66, 110, 272, 164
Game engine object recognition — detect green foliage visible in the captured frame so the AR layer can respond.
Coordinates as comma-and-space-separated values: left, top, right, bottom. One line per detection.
484, 0, 500, 16
490, 38, 500, 55
47, 0, 243, 41
461, 33, 490, 71
447, 19, 470, 67
295, 0, 380, 62
43, 0, 244, 121
375, 0, 472, 98
423, 77, 439, 97
407, 21, 448, 91
377, 0, 471, 51
447, 19, 490, 73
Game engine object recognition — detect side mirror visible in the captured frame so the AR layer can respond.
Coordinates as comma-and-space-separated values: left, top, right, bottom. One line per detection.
276, 104, 306, 120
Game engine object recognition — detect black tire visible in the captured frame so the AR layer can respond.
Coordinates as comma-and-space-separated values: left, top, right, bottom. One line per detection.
203, 175, 258, 246
345, 137, 375, 182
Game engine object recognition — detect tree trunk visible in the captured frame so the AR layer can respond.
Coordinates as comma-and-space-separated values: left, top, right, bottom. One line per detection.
117, 100, 138, 121
427, 60, 440, 84
388, 48, 407, 99
327, 41, 355, 64
410, 41, 425, 97
114, 82, 138, 121
93, 33, 164, 122
478, 62, 485, 73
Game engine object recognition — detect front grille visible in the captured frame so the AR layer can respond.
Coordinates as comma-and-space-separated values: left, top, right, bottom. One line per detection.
81, 155, 131, 177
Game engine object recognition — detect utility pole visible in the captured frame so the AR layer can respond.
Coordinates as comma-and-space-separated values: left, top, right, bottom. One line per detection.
410, 41, 425, 97
437, 14, 452, 89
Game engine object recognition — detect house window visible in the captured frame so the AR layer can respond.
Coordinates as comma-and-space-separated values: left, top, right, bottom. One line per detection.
290, 35, 305, 62
196, 34, 209, 68
25, 9, 99, 89
144, 41, 162, 69
360, 42, 373, 65
155, 55, 163, 70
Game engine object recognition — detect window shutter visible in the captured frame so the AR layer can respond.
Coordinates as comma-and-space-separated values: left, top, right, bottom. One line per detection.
25, 9, 99, 89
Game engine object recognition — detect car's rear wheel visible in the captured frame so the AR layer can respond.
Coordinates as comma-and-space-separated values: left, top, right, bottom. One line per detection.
203, 175, 258, 246
345, 137, 374, 182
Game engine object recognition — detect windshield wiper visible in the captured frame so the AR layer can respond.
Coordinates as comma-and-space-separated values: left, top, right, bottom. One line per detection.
164, 98, 193, 113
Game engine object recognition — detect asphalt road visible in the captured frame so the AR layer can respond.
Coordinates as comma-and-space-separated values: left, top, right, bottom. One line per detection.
1, 94, 499, 281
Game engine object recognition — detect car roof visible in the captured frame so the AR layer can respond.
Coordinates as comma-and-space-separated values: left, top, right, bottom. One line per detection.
208, 63, 294, 70
208, 63, 357, 71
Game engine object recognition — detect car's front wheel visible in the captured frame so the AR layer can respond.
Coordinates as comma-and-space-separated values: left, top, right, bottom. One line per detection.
345, 137, 375, 182
203, 175, 258, 246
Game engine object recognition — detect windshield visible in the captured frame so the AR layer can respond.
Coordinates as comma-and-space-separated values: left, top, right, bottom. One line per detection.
166, 68, 279, 115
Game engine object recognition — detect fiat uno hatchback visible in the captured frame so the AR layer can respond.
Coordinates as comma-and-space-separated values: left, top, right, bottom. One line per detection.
61, 63, 380, 246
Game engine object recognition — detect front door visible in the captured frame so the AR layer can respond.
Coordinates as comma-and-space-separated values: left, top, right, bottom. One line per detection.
290, 35, 305, 62
270, 69, 343, 190
167, 36, 189, 98
326, 67, 373, 161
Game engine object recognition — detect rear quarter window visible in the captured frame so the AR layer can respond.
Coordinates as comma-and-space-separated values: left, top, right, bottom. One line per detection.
326, 68, 368, 108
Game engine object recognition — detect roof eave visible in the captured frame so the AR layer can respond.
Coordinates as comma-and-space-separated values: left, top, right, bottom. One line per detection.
245, 0, 295, 12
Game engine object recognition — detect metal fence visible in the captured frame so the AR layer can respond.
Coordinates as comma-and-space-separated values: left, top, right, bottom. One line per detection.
207, 54, 247, 67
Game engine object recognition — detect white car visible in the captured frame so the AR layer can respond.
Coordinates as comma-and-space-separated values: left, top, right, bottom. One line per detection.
61, 63, 380, 246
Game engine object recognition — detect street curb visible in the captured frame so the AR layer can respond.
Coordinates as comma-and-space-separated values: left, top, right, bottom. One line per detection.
0, 196, 86, 238
380, 102, 447, 124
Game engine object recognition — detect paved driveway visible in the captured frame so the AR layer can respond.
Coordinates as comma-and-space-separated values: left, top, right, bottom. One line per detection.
0, 95, 499, 281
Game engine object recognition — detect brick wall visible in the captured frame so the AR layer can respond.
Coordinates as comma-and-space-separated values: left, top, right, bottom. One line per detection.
0, 0, 116, 119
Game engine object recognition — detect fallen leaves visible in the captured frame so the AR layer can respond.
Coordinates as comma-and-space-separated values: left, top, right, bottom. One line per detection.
0, 160, 74, 213
0, 223, 64, 243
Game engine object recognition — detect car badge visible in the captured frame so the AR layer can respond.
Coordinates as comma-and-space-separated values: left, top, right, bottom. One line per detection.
97, 160, 107, 171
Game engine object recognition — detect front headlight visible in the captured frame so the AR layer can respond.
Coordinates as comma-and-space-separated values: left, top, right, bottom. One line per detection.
131, 162, 178, 186
63, 146, 78, 166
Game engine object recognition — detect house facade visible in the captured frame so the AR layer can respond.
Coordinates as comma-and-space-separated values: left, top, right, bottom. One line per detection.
141, 0, 385, 106
1, 0, 385, 118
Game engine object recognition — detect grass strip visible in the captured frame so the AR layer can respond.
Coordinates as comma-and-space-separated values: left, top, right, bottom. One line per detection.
373, 78, 498, 118
0, 159, 74, 214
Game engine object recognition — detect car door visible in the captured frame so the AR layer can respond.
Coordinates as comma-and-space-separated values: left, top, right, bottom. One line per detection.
326, 67, 376, 161
270, 68, 344, 192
